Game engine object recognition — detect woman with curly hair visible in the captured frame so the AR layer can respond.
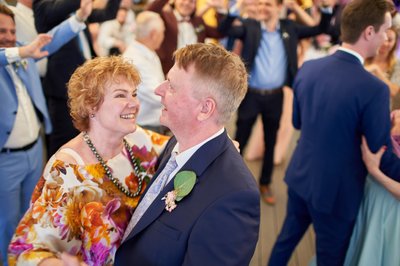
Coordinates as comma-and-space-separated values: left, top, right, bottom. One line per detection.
7, 56, 169, 266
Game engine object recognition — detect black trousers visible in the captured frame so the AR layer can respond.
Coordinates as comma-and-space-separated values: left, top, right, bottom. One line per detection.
235, 89, 284, 185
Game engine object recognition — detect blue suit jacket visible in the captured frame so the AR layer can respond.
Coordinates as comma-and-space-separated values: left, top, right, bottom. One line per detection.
115, 131, 260, 266
286, 50, 400, 220
0, 18, 83, 149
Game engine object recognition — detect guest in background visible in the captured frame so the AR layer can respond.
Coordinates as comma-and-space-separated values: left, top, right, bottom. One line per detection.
33, 0, 122, 157
97, 6, 134, 56
123, 11, 169, 134
7, 56, 169, 266
365, 26, 400, 110
7, 0, 47, 78
218, 0, 333, 205
0, 1, 91, 264
147, 0, 223, 75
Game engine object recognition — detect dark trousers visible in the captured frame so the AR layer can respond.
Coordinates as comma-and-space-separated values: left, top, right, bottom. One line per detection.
235, 89, 283, 185
269, 189, 356, 266
46, 97, 79, 157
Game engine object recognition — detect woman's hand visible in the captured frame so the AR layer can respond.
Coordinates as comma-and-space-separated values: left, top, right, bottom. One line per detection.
39, 253, 88, 266
361, 136, 386, 178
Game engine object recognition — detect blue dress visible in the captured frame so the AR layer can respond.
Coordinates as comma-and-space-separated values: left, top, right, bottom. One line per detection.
344, 176, 400, 266
345, 133, 400, 266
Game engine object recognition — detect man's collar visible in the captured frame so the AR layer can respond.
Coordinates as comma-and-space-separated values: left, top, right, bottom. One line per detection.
338, 47, 364, 64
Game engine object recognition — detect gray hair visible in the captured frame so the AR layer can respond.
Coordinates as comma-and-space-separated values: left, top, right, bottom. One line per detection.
135, 11, 164, 39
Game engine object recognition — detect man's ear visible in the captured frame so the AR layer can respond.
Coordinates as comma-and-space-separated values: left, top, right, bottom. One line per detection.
364, 25, 376, 41
197, 97, 216, 121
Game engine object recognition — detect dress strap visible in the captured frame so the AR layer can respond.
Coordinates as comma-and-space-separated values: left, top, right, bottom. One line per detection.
58, 148, 85, 165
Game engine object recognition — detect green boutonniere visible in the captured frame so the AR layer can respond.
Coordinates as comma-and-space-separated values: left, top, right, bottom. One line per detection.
162, 171, 196, 212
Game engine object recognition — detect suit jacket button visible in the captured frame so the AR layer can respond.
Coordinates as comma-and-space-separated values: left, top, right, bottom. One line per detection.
6, 131, 10, 135
13, 111, 17, 114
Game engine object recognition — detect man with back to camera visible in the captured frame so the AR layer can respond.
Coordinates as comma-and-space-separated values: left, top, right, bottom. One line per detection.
269, 0, 400, 265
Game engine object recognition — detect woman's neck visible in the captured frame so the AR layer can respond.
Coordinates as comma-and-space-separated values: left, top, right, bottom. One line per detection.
83, 130, 124, 161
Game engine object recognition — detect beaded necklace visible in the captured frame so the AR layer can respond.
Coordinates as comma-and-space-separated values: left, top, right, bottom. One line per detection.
83, 132, 142, 198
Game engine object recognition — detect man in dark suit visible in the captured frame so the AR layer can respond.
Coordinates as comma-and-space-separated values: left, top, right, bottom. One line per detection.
115, 43, 260, 266
147, 0, 222, 75
269, 0, 400, 265
33, 0, 121, 156
218, 0, 333, 205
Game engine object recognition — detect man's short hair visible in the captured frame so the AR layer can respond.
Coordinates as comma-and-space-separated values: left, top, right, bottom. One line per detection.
341, 0, 394, 44
174, 43, 248, 124
0, 4, 14, 22
135, 11, 164, 40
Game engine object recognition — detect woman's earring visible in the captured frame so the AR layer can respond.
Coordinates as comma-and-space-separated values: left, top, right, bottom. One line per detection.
90, 114, 95, 118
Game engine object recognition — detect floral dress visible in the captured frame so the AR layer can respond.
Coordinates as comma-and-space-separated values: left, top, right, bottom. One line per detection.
8, 127, 169, 266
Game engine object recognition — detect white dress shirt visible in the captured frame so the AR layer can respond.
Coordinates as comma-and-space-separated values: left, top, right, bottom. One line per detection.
97, 18, 135, 56
123, 40, 164, 127
173, 10, 197, 49
4, 49, 40, 148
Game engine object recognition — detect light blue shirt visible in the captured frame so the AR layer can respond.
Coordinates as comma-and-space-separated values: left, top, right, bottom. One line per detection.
249, 25, 287, 90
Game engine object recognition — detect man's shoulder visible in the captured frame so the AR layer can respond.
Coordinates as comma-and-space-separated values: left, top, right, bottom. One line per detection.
210, 147, 258, 191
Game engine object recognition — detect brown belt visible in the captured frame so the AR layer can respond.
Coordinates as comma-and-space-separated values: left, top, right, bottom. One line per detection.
248, 87, 283, 96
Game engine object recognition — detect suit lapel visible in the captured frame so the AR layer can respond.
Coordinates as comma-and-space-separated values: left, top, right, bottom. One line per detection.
279, 21, 291, 58
125, 130, 231, 241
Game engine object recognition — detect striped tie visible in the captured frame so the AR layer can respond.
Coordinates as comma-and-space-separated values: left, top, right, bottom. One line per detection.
122, 153, 178, 241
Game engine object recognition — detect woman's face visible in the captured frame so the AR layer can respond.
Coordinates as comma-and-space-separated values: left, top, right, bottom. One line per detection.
378, 29, 397, 56
91, 76, 140, 138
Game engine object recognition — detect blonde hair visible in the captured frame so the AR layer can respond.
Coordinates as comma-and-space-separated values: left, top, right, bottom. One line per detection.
173, 43, 248, 124
365, 27, 399, 77
68, 56, 141, 131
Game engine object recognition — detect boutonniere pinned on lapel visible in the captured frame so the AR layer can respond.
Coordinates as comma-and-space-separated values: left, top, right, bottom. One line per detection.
195, 25, 205, 34
12, 60, 28, 71
282, 31, 290, 40
162, 171, 196, 212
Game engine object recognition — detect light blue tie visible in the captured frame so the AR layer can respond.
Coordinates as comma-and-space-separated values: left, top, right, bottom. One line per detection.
122, 153, 178, 241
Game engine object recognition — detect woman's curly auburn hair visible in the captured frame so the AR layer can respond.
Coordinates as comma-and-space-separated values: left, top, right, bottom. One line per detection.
68, 56, 141, 132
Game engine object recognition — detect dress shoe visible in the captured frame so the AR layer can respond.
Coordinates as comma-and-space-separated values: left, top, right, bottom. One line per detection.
260, 185, 275, 205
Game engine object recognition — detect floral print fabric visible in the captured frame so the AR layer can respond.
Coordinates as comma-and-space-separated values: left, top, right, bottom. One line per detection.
8, 127, 169, 266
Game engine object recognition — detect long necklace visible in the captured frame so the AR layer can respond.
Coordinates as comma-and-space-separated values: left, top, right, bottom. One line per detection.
83, 132, 142, 198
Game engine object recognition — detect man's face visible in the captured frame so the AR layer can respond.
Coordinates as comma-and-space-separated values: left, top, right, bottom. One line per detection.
0, 13, 16, 48
116, 9, 128, 25
174, 0, 196, 18
257, 0, 281, 22
154, 63, 202, 135
369, 12, 392, 57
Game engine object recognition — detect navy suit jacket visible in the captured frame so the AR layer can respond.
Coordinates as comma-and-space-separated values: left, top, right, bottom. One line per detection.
218, 12, 332, 87
115, 131, 260, 266
286, 50, 400, 220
